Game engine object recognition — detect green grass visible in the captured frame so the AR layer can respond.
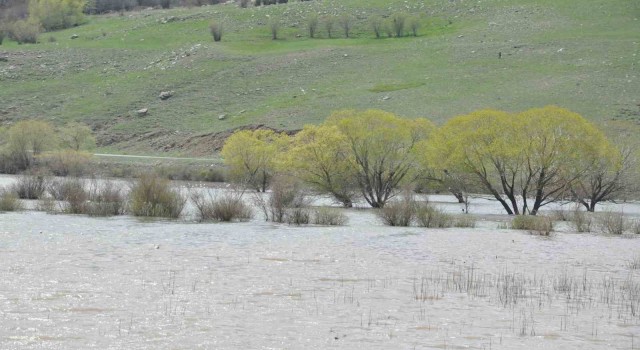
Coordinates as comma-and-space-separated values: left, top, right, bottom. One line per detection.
0, 0, 638, 155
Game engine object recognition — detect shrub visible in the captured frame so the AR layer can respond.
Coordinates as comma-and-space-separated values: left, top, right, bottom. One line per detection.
58, 179, 89, 214
29, 0, 86, 31
370, 16, 383, 38
313, 207, 348, 226
453, 215, 476, 228
254, 176, 307, 223
511, 215, 554, 236
86, 180, 127, 217
209, 20, 222, 42
408, 16, 420, 37
238, 0, 249, 7
191, 191, 252, 222
285, 207, 310, 225
307, 14, 318, 38
49, 177, 85, 200
392, 13, 406, 37
324, 16, 334, 38
7, 19, 40, 44
338, 14, 352, 38
570, 208, 592, 233
0, 29, 5, 45
415, 202, 452, 228
269, 19, 279, 40
0, 188, 23, 212
130, 174, 186, 218
594, 211, 628, 235
38, 150, 91, 177
36, 197, 56, 213
376, 195, 415, 227
632, 220, 640, 235
12, 172, 49, 199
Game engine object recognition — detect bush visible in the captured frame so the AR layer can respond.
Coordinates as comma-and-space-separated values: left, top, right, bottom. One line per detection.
285, 207, 310, 225
313, 207, 348, 226
269, 19, 279, 40
408, 16, 420, 37
86, 180, 127, 216
238, 0, 249, 7
415, 202, 452, 228
376, 195, 415, 227
392, 13, 406, 37
0, 29, 5, 45
0, 188, 23, 212
338, 14, 352, 38
38, 150, 91, 177
594, 211, 628, 235
324, 16, 334, 38
632, 220, 640, 235
130, 174, 186, 218
12, 172, 49, 199
307, 14, 318, 38
57, 178, 89, 214
209, 20, 222, 41
254, 176, 307, 223
191, 191, 252, 222
370, 16, 383, 39
28, 0, 86, 31
7, 19, 40, 44
511, 215, 554, 236
570, 208, 592, 233
453, 215, 476, 228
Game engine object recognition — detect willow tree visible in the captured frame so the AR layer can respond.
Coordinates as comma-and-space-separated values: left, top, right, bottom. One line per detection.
327, 109, 433, 208
428, 106, 610, 215
284, 124, 357, 207
221, 129, 289, 192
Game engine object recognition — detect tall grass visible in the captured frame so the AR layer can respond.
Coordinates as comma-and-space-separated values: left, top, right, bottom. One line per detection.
191, 190, 252, 222
0, 188, 23, 212
594, 211, 628, 235
313, 207, 348, 226
511, 215, 554, 236
130, 174, 186, 218
12, 172, 49, 199
415, 202, 452, 228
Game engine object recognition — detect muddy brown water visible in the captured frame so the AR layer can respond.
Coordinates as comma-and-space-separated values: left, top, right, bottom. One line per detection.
1, 176, 639, 349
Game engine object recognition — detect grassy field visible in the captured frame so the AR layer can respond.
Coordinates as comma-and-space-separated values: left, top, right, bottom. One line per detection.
0, 0, 638, 156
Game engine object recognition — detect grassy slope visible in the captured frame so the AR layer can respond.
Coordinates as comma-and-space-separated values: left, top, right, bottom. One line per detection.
0, 0, 638, 155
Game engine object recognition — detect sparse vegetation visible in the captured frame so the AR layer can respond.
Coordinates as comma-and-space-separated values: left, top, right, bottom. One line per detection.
594, 211, 628, 235
129, 173, 186, 218
511, 215, 554, 235
415, 202, 452, 228
191, 190, 252, 222
312, 207, 348, 226
0, 188, 22, 212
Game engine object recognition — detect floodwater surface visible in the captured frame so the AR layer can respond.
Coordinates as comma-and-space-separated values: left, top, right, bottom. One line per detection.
0, 179, 639, 349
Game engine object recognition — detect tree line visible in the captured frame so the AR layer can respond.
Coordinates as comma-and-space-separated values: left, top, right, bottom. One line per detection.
221, 107, 639, 215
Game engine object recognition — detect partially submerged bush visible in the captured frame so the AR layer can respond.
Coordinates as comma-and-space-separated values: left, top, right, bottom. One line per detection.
254, 176, 307, 223
12, 172, 49, 199
415, 202, 452, 228
376, 195, 415, 227
511, 215, 554, 236
570, 208, 592, 233
285, 207, 310, 225
55, 178, 89, 214
453, 215, 476, 228
130, 174, 186, 218
0, 188, 23, 212
313, 207, 348, 226
594, 211, 628, 235
86, 180, 127, 217
38, 150, 91, 177
191, 191, 252, 222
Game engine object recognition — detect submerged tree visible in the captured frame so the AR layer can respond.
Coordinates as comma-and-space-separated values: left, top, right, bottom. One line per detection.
428, 106, 611, 215
327, 109, 433, 208
221, 129, 289, 192
284, 124, 357, 207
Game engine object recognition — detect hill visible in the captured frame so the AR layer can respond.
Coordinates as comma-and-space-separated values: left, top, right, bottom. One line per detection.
0, 0, 638, 156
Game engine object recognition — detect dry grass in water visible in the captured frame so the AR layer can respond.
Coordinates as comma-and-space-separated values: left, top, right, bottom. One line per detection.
0, 187, 23, 212
415, 202, 452, 228
191, 191, 252, 222
594, 211, 628, 235
376, 194, 415, 227
130, 174, 186, 218
453, 214, 477, 228
12, 172, 49, 199
570, 208, 593, 233
86, 180, 127, 217
511, 215, 554, 236
254, 176, 307, 223
312, 207, 348, 226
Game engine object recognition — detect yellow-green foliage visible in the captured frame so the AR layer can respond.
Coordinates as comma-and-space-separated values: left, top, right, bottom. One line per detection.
129, 174, 186, 218
221, 129, 289, 192
285, 124, 357, 207
59, 122, 96, 151
5, 120, 56, 170
427, 106, 611, 215
28, 0, 87, 31
326, 109, 433, 208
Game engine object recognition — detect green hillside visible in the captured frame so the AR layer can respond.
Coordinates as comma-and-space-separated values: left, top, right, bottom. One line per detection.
0, 0, 638, 156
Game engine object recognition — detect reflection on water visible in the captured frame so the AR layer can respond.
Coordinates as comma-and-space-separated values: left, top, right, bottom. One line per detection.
0, 176, 640, 349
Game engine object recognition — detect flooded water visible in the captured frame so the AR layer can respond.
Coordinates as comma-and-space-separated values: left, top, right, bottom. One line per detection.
1, 176, 640, 349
